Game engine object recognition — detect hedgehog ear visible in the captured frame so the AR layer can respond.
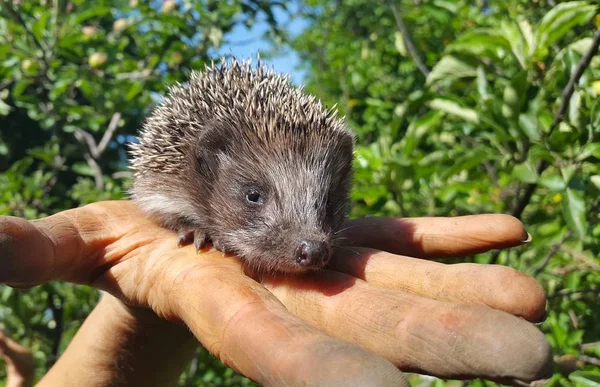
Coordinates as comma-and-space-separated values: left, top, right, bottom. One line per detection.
193, 122, 235, 178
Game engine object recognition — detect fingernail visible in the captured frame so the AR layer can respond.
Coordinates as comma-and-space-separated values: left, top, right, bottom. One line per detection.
532, 310, 547, 325
521, 231, 532, 243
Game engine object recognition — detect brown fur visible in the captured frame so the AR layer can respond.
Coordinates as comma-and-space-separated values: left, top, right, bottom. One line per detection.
129, 58, 354, 274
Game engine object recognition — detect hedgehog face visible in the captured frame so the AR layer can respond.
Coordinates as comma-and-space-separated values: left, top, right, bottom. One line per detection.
198, 123, 354, 274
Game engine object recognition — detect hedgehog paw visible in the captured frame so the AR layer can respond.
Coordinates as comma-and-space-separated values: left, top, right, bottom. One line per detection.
177, 229, 209, 252
193, 230, 209, 251
212, 239, 226, 254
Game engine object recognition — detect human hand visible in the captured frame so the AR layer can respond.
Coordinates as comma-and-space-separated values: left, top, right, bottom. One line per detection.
38, 292, 197, 387
0, 330, 34, 387
0, 201, 551, 385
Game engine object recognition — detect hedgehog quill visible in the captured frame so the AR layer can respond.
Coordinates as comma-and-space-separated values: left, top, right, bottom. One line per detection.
129, 59, 354, 274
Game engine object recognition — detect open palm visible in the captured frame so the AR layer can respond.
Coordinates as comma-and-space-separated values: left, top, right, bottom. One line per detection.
0, 201, 551, 385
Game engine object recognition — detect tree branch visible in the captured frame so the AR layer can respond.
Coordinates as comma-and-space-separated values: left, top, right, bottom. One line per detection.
96, 112, 121, 156
73, 113, 122, 189
389, 1, 430, 77
532, 230, 574, 276
73, 129, 97, 156
548, 29, 600, 136
548, 288, 600, 299
510, 30, 600, 220
45, 289, 64, 368
580, 355, 600, 367
82, 150, 104, 189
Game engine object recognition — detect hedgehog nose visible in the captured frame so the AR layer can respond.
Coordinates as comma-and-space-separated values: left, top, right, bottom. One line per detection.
295, 240, 329, 267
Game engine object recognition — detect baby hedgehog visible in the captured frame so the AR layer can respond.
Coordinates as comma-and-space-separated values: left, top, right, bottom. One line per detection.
129, 59, 354, 274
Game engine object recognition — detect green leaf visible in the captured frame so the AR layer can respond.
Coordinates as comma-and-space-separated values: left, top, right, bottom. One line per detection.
568, 89, 582, 128
518, 112, 540, 140
446, 30, 511, 60
534, 2, 597, 59
402, 111, 441, 157
394, 31, 406, 56
570, 371, 600, 387
0, 98, 11, 115
518, 19, 534, 57
513, 162, 539, 183
426, 56, 477, 85
591, 175, 600, 190
72, 162, 96, 177
73, 6, 112, 24
562, 187, 587, 238
440, 148, 489, 179
539, 174, 567, 191
32, 10, 51, 42
500, 21, 527, 68
578, 143, 600, 161
428, 98, 480, 124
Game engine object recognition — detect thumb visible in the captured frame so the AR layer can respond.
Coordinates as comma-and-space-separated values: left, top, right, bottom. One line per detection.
0, 216, 57, 287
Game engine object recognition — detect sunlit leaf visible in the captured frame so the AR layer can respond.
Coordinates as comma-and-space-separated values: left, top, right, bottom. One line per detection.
535, 1, 597, 59
562, 187, 587, 238
513, 162, 538, 183
428, 98, 480, 123
426, 56, 477, 85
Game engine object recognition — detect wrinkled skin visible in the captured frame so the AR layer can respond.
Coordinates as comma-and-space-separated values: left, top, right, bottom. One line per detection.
0, 201, 552, 386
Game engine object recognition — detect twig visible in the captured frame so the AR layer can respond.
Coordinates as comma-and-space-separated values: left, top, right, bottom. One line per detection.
389, 1, 430, 77
73, 112, 122, 189
115, 71, 153, 80
548, 29, 600, 136
112, 171, 133, 179
82, 152, 105, 189
96, 112, 121, 156
580, 355, 600, 367
73, 129, 97, 155
547, 288, 600, 300
0, 79, 15, 90
532, 230, 574, 276
582, 341, 600, 350
45, 289, 64, 368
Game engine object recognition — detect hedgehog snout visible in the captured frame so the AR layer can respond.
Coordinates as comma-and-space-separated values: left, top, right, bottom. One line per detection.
294, 239, 331, 268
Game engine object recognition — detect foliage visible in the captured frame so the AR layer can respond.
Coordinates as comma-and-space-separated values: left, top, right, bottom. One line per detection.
0, 0, 284, 385
294, 0, 600, 385
1, 0, 599, 385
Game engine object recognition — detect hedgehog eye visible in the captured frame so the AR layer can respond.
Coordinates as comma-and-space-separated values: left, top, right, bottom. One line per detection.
245, 188, 264, 205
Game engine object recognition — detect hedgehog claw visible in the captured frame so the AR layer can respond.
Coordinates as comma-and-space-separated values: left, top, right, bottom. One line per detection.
177, 230, 195, 247
194, 230, 209, 252
177, 229, 210, 252
212, 239, 226, 254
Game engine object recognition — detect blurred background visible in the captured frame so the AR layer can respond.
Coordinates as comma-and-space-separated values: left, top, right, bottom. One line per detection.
0, 0, 599, 385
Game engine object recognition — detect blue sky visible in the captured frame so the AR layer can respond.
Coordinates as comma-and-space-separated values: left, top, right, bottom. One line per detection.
217, 3, 309, 85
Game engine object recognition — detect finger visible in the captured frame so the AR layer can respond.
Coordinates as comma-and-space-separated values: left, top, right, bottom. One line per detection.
264, 271, 552, 384
0, 201, 163, 287
0, 330, 34, 376
330, 248, 546, 322
129, 249, 409, 387
341, 215, 529, 258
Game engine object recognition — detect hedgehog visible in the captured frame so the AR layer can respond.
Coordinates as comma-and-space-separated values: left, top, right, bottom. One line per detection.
129, 58, 355, 274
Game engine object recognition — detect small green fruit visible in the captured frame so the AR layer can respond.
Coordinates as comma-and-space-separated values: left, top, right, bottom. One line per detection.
89, 52, 108, 69
162, 0, 176, 13
21, 59, 40, 75
113, 19, 128, 33
81, 26, 97, 38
